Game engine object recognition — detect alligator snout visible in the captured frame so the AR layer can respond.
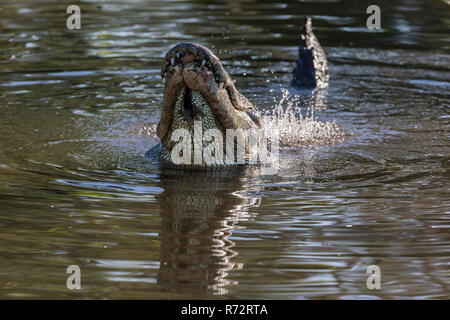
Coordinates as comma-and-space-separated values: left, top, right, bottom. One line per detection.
161, 42, 228, 90
158, 42, 261, 138
182, 62, 216, 92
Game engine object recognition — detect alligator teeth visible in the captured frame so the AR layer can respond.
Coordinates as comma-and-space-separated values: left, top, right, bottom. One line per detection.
218, 82, 224, 89
201, 59, 206, 66
170, 57, 175, 65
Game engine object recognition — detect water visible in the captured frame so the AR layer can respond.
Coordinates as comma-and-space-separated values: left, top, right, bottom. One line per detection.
0, 0, 449, 299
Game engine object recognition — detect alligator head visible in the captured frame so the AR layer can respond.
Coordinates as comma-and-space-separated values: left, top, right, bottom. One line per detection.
148, 42, 263, 169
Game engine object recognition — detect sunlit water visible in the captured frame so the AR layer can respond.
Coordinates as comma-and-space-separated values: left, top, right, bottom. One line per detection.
0, 0, 449, 299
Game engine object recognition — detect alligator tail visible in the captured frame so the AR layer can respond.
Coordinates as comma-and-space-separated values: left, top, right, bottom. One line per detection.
292, 17, 329, 89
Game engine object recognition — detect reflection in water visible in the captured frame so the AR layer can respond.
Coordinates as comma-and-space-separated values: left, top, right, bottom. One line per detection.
157, 171, 260, 295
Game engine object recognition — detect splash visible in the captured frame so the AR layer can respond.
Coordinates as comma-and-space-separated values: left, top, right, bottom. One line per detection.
126, 123, 157, 136
262, 88, 347, 147
132, 89, 348, 149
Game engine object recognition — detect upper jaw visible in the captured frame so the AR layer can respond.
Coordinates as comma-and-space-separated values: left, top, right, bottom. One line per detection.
161, 42, 228, 90
161, 42, 247, 105
158, 43, 262, 141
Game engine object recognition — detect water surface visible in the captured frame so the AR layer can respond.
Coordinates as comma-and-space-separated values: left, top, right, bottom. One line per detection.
0, 0, 449, 299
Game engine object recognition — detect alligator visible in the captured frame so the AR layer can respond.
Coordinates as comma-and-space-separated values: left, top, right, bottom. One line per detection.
146, 17, 328, 169
292, 17, 329, 89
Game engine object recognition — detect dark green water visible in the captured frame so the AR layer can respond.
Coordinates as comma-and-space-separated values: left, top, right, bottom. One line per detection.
0, 0, 449, 299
